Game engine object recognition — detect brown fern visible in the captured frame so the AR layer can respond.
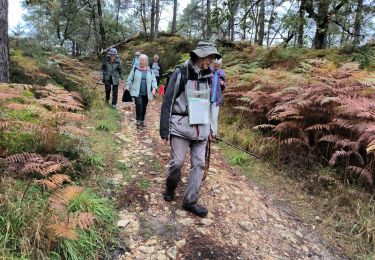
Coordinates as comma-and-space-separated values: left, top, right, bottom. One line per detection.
329, 150, 353, 166
35, 174, 71, 191
77, 212, 95, 230
49, 186, 84, 210
5, 153, 42, 163
48, 220, 78, 240
347, 166, 373, 186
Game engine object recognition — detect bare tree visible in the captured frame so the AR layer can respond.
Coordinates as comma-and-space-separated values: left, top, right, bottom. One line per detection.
206, 0, 211, 38
154, 0, 160, 40
297, 0, 305, 47
0, 0, 9, 82
97, 0, 106, 50
257, 0, 265, 45
171, 0, 177, 34
150, 0, 156, 40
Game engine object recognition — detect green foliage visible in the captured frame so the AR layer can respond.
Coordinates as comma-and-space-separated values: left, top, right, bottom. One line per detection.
139, 178, 151, 190
351, 45, 375, 70
85, 155, 105, 170
230, 153, 248, 166
67, 190, 116, 224
0, 131, 44, 154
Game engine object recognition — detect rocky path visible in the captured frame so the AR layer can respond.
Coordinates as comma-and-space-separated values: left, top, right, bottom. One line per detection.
111, 100, 346, 260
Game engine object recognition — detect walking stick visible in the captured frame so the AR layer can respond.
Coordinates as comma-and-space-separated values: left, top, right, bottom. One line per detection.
214, 137, 260, 159
203, 138, 211, 181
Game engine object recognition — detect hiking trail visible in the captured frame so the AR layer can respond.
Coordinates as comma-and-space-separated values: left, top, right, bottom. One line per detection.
110, 99, 347, 260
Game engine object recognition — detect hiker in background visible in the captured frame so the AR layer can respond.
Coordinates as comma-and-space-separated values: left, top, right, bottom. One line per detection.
150, 54, 163, 86
131, 51, 141, 67
160, 41, 222, 217
210, 58, 227, 137
126, 54, 158, 128
101, 47, 123, 109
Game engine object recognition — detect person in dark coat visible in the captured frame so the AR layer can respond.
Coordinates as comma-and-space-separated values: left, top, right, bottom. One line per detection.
101, 48, 123, 108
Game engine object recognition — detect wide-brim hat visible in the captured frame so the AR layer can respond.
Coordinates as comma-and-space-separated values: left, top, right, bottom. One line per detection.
190, 40, 222, 59
108, 48, 118, 55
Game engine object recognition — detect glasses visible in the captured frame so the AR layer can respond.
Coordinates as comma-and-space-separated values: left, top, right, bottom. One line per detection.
205, 55, 216, 61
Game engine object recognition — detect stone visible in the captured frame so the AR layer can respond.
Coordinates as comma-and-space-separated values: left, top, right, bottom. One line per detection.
209, 168, 218, 174
145, 239, 158, 246
238, 221, 253, 232
117, 219, 130, 227
139, 246, 155, 254
175, 239, 186, 248
315, 216, 322, 223
176, 210, 187, 217
157, 251, 168, 260
178, 218, 194, 225
260, 211, 268, 223
167, 246, 177, 259
200, 218, 214, 226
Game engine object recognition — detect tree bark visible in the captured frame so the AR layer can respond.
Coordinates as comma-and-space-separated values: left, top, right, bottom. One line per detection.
0, 0, 9, 82
154, 0, 160, 40
97, 0, 106, 50
171, 0, 177, 34
206, 0, 211, 39
297, 0, 305, 47
352, 0, 363, 46
150, 0, 155, 40
256, 0, 265, 45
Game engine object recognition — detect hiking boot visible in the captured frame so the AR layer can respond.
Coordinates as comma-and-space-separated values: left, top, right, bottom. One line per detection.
136, 120, 141, 127
183, 203, 208, 217
140, 121, 145, 127
112, 104, 117, 109
163, 189, 175, 201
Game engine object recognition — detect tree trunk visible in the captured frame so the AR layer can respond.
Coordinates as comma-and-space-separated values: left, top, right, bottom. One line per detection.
256, 0, 265, 45
97, 0, 106, 50
171, 0, 177, 34
312, 0, 329, 49
154, 0, 160, 40
0, 0, 9, 83
297, 0, 305, 47
206, 0, 211, 39
352, 0, 363, 46
150, 0, 155, 41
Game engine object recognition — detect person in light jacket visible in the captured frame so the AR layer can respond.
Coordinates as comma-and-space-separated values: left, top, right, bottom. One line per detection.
127, 54, 158, 127
160, 41, 222, 217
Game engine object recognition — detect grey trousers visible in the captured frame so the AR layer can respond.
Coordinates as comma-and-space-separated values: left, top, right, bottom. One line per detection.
210, 104, 220, 136
166, 135, 207, 205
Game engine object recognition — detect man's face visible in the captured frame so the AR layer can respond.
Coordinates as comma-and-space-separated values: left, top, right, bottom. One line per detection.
110, 54, 116, 61
201, 54, 216, 70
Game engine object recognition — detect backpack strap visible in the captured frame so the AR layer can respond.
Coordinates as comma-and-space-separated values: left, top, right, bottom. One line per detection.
174, 65, 187, 101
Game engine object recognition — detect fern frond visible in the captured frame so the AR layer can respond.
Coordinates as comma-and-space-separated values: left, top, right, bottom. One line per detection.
48, 220, 77, 240
252, 124, 275, 130
77, 212, 95, 230
5, 153, 42, 163
50, 186, 84, 209
273, 121, 300, 133
347, 166, 373, 186
35, 174, 71, 191
318, 135, 343, 143
234, 106, 252, 112
305, 124, 332, 131
329, 150, 352, 166
0, 121, 9, 130
281, 138, 308, 146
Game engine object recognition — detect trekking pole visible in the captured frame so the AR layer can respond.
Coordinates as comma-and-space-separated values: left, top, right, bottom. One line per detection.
213, 137, 260, 159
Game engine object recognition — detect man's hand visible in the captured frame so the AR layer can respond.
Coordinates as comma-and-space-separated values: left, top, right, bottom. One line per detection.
152, 88, 156, 96
220, 80, 225, 85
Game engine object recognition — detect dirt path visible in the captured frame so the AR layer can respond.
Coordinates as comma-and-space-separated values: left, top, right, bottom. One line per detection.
111, 100, 347, 260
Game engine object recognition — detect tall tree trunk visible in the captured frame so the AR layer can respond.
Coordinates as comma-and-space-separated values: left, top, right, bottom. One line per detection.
229, 0, 240, 41
0, 0, 9, 82
353, 0, 363, 46
154, 0, 160, 40
171, 0, 177, 34
206, 0, 211, 39
150, 0, 155, 41
297, 0, 305, 47
257, 0, 265, 45
115, 0, 120, 30
97, 0, 106, 50
312, 0, 329, 49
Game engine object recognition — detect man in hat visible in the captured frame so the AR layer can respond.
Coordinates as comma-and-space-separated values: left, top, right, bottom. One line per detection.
132, 51, 141, 67
160, 41, 221, 217
101, 47, 123, 108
